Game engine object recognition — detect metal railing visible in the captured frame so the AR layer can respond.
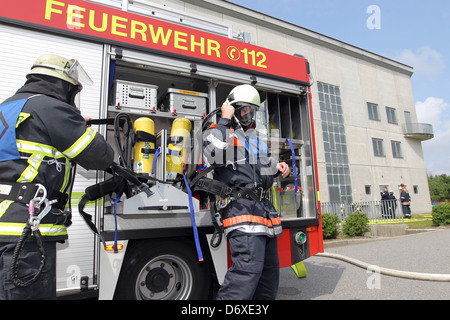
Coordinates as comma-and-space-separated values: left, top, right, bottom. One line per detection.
321, 200, 404, 224
403, 123, 434, 140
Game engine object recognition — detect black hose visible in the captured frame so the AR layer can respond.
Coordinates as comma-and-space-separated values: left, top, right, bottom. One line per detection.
114, 113, 134, 169
9, 222, 47, 288
202, 107, 222, 131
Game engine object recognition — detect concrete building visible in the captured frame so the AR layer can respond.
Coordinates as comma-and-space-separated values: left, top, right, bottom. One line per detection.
95, 0, 434, 213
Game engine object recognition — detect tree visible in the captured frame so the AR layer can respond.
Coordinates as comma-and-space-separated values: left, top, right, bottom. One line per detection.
428, 174, 450, 202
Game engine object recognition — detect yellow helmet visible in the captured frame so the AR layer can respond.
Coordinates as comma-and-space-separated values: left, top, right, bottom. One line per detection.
27, 54, 93, 87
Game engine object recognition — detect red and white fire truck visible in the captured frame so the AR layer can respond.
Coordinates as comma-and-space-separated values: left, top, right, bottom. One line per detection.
0, 0, 323, 299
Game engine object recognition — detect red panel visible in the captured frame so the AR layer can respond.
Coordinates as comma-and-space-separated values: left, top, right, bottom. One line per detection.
0, 0, 310, 84
307, 89, 324, 254
227, 239, 232, 269
277, 229, 292, 268
308, 228, 320, 256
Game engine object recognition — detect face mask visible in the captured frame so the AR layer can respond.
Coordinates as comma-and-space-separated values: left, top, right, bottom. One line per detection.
234, 103, 256, 128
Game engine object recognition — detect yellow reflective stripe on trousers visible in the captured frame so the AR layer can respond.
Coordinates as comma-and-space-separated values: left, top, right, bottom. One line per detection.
0, 222, 67, 236
0, 200, 13, 219
63, 128, 97, 159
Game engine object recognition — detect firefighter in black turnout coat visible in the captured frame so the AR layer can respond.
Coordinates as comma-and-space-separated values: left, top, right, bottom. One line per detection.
203, 85, 290, 300
0, 54, 114, 299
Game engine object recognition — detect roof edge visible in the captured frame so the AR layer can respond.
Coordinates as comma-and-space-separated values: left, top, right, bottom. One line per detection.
185, 0, 414, 77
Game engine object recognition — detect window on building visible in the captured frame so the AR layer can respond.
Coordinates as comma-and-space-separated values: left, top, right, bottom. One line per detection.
318, 82, 352, 203
413, 185, 419, 194
365, 185, 371, 195
404, 111, 412, 131
386, 107, 397, 124
391, 140, 403, 158
367, 103, 379, 121
372, 138, 385, 157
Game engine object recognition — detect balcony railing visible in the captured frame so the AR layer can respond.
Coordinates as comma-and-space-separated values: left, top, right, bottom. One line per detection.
403, 123, 434, 140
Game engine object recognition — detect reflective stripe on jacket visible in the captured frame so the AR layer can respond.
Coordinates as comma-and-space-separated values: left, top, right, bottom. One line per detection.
400, 188, 411, 205
203, 117, 282, 238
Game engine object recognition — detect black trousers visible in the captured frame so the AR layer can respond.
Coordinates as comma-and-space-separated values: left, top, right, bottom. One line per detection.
0, 241, 56, 300
216, 234, 279, 300
402, 205, 411, 217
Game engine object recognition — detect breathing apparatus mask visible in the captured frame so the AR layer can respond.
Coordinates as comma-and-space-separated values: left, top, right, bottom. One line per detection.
225, 84, 260, 131
233, 102, 257, 129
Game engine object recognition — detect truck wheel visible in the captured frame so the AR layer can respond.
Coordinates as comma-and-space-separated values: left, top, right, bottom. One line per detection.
115, 238, 211, 300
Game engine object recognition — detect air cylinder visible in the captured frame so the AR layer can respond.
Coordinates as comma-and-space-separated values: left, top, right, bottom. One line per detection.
166, 117, 192, 179
133, 117, 155, 174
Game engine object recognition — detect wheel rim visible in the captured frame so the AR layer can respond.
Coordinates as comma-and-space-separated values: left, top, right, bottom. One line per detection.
135, 254, 193, 300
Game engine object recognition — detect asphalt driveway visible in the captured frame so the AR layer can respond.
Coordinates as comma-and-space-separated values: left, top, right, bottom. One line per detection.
277, 229, 450, 300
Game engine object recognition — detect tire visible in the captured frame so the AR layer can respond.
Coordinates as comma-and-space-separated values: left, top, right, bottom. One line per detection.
114, 238, 211, 300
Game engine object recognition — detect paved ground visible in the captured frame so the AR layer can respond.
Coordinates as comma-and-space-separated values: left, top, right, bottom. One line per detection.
277, 229, 450, 300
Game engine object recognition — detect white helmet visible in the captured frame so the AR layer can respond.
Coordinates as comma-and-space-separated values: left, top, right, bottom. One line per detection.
225, 84, 260, 128
226, 84, 260, 107
27, 54, 93, 88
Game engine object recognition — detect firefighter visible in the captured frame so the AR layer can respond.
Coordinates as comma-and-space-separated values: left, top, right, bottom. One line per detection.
380, 187, 389, 218
203, 84, 290, 300
0, 54, 114, 299
400, 184, 411, 219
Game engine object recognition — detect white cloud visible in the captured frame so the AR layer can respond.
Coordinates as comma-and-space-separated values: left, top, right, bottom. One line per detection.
423, 130, 450, 176
416, 97, 449, 130
395, 46, 446, 79
416, 97, 450, 175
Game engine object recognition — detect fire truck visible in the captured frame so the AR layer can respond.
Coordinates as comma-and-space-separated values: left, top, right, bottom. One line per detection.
0, 0, 323, 299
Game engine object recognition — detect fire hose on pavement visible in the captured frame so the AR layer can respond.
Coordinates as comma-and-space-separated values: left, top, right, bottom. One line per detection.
316, 252, 450, 282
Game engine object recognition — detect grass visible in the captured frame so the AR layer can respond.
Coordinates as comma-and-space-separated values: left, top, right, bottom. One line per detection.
404, 217, 434, 229
326, 212, 449, 241
371, 212, 450, 229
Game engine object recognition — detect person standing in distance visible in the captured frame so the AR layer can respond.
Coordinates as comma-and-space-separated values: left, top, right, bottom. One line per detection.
399, 183, 411, 219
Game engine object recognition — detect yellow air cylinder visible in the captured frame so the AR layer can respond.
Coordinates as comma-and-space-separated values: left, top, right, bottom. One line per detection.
133, 117, 155, 174
166, 117, 192, 179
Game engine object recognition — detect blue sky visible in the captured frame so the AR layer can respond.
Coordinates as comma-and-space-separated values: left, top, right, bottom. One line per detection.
229, 0, 450, 176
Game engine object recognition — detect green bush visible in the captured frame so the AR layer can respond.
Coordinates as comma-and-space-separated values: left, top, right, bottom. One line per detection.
321, 213, 341, 239
432, 202, 450, 226
343, 212, 370, 237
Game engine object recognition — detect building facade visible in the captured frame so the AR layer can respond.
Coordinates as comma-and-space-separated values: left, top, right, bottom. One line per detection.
94, 0, 434, 213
